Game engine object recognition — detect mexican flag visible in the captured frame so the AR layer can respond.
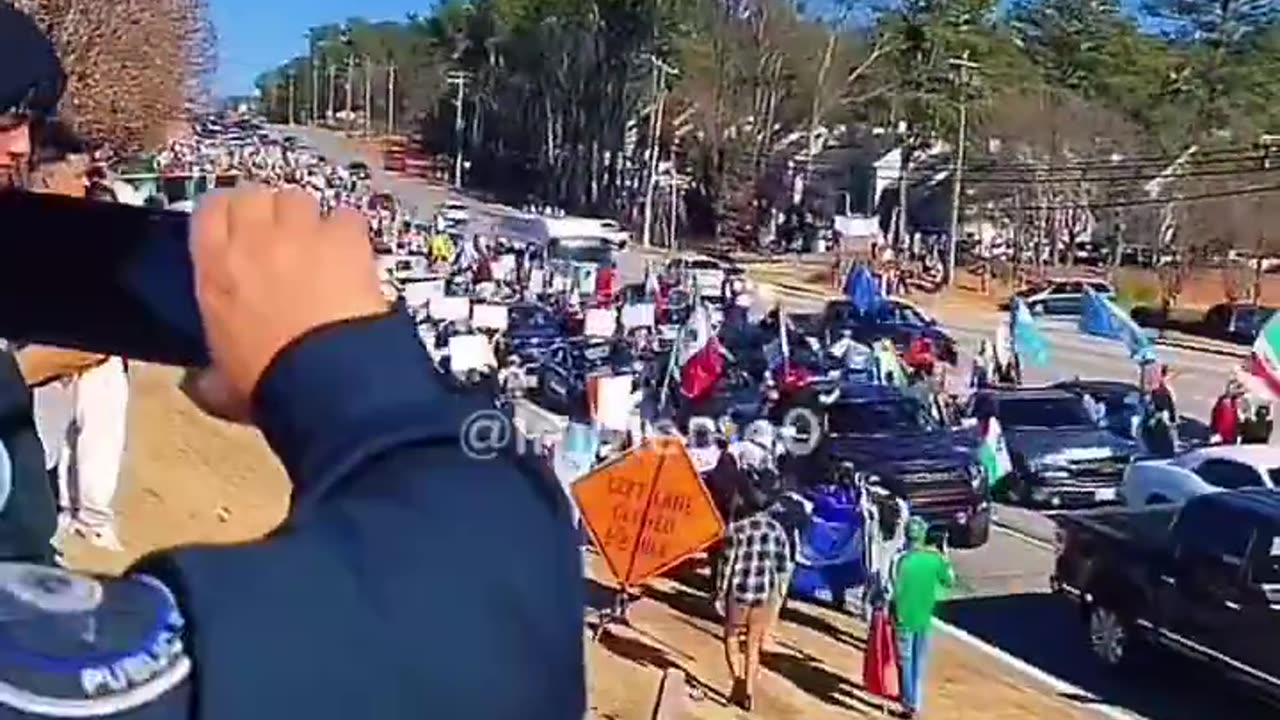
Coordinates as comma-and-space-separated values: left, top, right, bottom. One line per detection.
1247, 312, 1280, 400
977, 417, 1012, 495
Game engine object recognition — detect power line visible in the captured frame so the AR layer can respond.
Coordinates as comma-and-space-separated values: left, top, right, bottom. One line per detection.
866, 164, 1280, 185
969, 145, 1261, 170
992, 180, 1280, 212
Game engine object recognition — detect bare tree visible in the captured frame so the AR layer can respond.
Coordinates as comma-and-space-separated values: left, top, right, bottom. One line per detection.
13, 0, 216, 150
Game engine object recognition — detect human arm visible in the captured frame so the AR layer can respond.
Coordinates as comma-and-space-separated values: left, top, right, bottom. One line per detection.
138, 313, 585, 720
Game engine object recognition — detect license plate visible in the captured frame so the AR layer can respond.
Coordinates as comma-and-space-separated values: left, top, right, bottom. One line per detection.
1095, 488, 1118, 502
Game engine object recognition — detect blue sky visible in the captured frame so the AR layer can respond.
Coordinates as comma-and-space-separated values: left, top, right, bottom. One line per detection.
212, 0, 428, 96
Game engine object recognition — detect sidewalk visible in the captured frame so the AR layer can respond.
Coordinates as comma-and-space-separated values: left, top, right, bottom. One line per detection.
584, 554, 1096, 720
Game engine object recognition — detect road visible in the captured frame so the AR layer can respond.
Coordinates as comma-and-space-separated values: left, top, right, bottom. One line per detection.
295, 126, 1271, 720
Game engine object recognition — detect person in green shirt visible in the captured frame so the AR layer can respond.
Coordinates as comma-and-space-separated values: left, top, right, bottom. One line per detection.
892, 518, 956, 718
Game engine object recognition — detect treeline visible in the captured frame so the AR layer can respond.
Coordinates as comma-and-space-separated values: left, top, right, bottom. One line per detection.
255, 0, 1280, 255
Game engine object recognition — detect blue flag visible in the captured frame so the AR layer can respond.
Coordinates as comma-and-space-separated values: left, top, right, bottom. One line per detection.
844, 265, 883, 316
1079, 288, 1157, 363
1010, 297, 1050, 367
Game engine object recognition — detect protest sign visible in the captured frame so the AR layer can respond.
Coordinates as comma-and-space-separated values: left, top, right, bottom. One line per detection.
587, 374, 635, 432
448, 334, 496, 372
472, 303, 510, 331
430, 295, 471, 322
572, 437, 724, 587
621, 303, 656, 329
402, 278, 445, 309
584, 307, 617, 338
492, 255, 517, 282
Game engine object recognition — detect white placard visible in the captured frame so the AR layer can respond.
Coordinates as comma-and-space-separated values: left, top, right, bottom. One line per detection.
472, 303, 510, 331
448, 334, 496, 372
590, 374, 635, 432
621, 303, 656, 329
430, 295, 471, 322
584, 307, 617, 338
492, 255, 516, 282
528, 268, 546, 293
402, 279, 445, 308
551, 272, 571, 294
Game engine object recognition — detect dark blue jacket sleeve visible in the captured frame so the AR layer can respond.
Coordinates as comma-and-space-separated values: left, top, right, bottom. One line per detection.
135, 311, 585, 720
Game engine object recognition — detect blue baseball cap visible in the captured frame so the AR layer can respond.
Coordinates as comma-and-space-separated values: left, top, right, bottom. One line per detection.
0, 4, 65, 119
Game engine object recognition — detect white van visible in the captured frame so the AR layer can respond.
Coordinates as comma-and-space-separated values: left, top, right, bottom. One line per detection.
492, 213, 629, 250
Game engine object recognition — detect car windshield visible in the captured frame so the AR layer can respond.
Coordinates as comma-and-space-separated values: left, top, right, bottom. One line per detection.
510, 305, 555, 328
576, 343, 630, 370
1237, 306, 1275, 325
827, 399, 937, 435
997, 396, 1095, 428
688, 260, 722, 271
552, 239, 612, 264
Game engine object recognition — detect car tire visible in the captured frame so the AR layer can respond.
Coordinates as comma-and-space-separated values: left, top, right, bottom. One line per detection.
1087, 604, 1138, 669
955, 509, 991, 548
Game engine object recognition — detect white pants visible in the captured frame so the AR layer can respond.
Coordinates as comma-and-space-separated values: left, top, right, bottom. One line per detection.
58, 358, 129, 527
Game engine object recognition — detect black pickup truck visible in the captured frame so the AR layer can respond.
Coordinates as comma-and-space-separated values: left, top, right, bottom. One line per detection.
1052, 490, 1280, 703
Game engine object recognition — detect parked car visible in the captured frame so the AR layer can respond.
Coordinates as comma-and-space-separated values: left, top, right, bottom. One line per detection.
666, 255, 730, 301
1203, 303, 1276, 344
968, 387, 1137, 507
438, 200, 471, 226
800, 384, 991, 547
1052, 490, 1280, 703
495, 303, 566, 376
1121, 445, 1280, 509
1003, 279, 1115, 316
592, 218, 632, 250
537, 339, 641, 416
817, 298, 959, 365
346, 161, 372, 181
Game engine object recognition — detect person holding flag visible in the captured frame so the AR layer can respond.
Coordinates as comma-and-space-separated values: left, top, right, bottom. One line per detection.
973, 394, 1012, 498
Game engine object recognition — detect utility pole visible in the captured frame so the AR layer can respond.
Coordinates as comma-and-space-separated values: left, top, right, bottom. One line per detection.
447, 70, 470, 188
642, 55, 679, 249
327, 65, 337, 122
311, 59, 320, 125
945, 52, 980, 287
363, 56, 372, 134
285, 71, 295, 125
345, 53, 354, 122
387, 63, 396, 133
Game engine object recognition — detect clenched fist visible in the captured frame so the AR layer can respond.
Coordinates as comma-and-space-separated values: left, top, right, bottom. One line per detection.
187, 186, 387, 418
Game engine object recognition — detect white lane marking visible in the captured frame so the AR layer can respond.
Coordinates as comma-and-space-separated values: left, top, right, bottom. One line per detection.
931, 619, 1146, 720
992, 521, 1055, 551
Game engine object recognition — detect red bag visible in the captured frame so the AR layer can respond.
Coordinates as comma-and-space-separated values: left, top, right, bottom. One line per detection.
863, 607, 901, 700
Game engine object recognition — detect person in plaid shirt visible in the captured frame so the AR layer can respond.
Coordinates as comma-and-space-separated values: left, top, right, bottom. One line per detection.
719, 473, 794, 712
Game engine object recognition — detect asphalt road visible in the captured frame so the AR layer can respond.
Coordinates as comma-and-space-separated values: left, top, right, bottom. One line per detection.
293, 126, 1272, 720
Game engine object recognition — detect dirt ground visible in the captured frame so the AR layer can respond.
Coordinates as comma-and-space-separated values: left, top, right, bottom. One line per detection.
61, 364, 1094, 719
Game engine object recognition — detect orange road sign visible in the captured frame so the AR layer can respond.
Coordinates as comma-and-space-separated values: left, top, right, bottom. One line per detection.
572, 436, 725, 587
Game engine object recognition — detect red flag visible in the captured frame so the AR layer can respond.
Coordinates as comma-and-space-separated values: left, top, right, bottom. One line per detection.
863, 607, 901, 700
679, 337, 724, 401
